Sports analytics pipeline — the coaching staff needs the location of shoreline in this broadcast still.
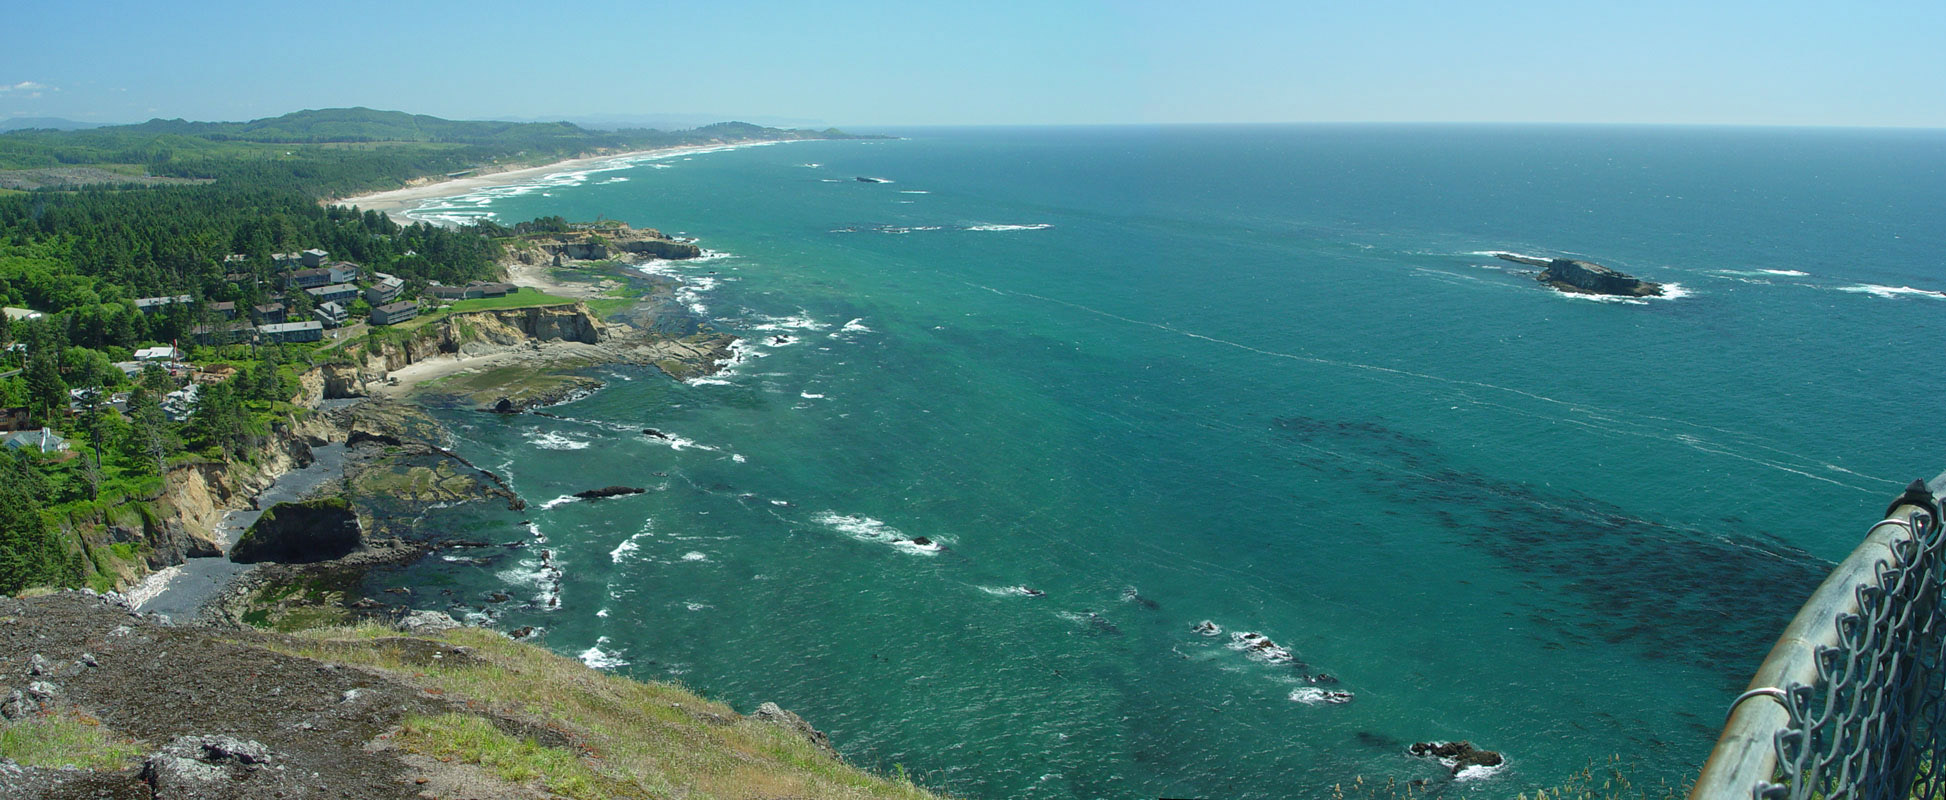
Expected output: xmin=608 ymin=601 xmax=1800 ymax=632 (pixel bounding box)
xmin=333 ymin=140 xmax=788 ymax=225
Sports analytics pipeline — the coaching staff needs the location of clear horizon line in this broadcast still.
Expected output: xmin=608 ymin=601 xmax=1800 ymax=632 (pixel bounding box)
xmin=838 ymin=119 xmax=1946 ymax=132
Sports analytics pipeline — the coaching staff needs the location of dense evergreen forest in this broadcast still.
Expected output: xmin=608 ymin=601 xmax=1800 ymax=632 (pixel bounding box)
xmin=0 ymin=107 xmax=849 ymax=592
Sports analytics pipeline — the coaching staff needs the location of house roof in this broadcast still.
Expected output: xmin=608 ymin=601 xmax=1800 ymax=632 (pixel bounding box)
xmin=2 ymin=428 xmax=66 ymax=451
xmin=133 ymin=295 xmax=193 ymax=308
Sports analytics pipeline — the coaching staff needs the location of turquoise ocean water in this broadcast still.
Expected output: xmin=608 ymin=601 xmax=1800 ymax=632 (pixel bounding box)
xmin=378 ymin=125 xmax=1946 ymax=798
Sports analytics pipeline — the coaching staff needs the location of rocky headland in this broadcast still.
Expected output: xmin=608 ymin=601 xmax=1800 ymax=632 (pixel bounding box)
xmin=1495 ymin=252 xmax=1665 ymax=297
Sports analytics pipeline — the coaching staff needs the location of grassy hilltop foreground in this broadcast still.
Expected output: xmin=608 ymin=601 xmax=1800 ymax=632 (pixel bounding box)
xmin=3 ymin=591 xmax=944 ymax=799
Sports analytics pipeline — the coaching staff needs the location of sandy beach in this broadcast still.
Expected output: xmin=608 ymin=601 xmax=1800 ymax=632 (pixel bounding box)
xmin=333 ymin=142 xmax=778 ymax=224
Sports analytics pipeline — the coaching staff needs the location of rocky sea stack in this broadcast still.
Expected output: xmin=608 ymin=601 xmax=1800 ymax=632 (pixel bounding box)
xmin=1495 ymin=253 xmax=1664 ymax=297
xmin=229 ymin=498 xmax=363 ymax=564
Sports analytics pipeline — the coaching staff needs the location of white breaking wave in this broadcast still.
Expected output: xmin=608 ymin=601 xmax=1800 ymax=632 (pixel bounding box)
xmin=963 ymin=223 xmax=1052 ymax=232
xmin=813 ymin=512 xmax=902 ymax=543
xmin=1229 ymin=631 xmax=1296 ymax=663
xmin=610 ymin=526 xmax=653 ymax=562
xmin=746 ymin=312 xmax=828 ymax=331
xmin=1468 ymin=250 xmax=1548 ymax=261
xmin=400 ymin=142 xmax=795 ymax=226
xmin=811 ymin=512 xmax=947 ymax=554
xmin=579 ymin=636 xmax=628 ymax=669
xmin=978 ymin=585 xmax=1045 ymax=598
xmin=1838 ymin=283 xmax=1945 ymax=300
xmin=681 ymin=551 xmax=709 ymax=562
xmin=524 ymin=431 xmax=591 ymax=451
xmin=841 ymin=318 xmax=872 ymax=333
xmin=1455 ymin=761 xmax=1508 ymax=782
xmin=538 ymin=494 xmax=578 ymax=510
xmin=1548 ymin=281 xmax=1690 ymax=305
xmin=800 ymin=391 xmax=825 ymax=399
xmin=1288 ymin=687 xmax=1355 ymax=705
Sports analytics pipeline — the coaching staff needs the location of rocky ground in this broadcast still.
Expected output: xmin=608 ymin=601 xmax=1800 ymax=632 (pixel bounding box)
xmin=0 ymin=592 xmax=456 ymax=799
xmin=0 ymin=592 xmax=936 ymax=800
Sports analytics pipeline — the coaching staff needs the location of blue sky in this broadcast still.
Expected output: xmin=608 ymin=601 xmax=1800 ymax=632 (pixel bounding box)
xmin=1 ymin=0 xmax=1940 ymax=127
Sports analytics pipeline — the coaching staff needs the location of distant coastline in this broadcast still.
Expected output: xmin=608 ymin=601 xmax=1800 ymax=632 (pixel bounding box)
xmin=334 ymin=139 xmax=816 ymax=225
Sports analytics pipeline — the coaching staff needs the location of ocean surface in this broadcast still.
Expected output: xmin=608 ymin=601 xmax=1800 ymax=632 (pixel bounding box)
xmin=376 ymin=125 xmax=1946 ymax=799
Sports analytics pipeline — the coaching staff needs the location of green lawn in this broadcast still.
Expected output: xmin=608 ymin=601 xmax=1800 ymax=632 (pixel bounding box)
xmin=444 ymin=291 xmax=580 ymax=313
xmin=384 ymin=291 xmax=582 ymax=332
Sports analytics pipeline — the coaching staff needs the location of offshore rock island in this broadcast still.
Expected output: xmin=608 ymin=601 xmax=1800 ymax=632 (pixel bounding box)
xmin=1495 ymin=252 xmax=1667 ymax=297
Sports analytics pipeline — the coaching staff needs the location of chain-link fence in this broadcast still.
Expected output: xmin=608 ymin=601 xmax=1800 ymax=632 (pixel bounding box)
xmin=1692 ymin=475 xmax=1946 ymax=799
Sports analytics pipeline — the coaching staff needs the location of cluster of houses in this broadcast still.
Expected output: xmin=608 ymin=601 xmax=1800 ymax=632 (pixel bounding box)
xmin=0 ymin=346 xmax=224 ymax=457
xmin=0 ymin=250 xmax=540 ymax=456
xmin=122 ymin=249 xmax=528 ymax=347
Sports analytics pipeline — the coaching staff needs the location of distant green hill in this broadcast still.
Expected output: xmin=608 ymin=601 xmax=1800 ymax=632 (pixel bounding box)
xmin=120 ymin=107 xmax=593 ymax=145
xmin=0 ymin=117 xmax=112 ymax=133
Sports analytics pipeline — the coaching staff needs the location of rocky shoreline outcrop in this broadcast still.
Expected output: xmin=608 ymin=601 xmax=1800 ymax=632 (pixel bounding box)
xmin=506 ymin=223 xmax=702 ymax=265
xmin=1495 ymin=252 xmax=1665 ymax=297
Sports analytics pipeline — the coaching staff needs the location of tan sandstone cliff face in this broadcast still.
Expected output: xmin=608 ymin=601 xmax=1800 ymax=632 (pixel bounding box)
xmin=156 ymin=422 xmax=320 ymax=557
xmin=364 ymin=305 xmax=604 ymax=373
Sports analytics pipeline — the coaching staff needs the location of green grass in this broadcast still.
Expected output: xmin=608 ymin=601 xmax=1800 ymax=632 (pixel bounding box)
xmin=381 ymin=291 xmax=581 ymax=333
xmin=0 ymin=709 xmax=146 ymax=770
xmin=445 ymin=292 xmax=579 ymax=313
xmin=258 ymin=624 xmax=948 ymax=800
xmin=397 ymin=713 xmax=605 ymax=798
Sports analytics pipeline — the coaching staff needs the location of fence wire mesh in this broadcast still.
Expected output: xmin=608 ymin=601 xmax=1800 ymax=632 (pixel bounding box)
xmin=1759 ymin=507 xmax=1944 ymax=800
xmin=1694 ymin=486 xmax=1946 ymax=800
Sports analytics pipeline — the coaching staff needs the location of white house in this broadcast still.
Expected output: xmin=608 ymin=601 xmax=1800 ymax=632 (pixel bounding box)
xmin=1 ymin=427 xmax=69 ymax=454
xmin=134 ymin=346 xmax=181 ymax=362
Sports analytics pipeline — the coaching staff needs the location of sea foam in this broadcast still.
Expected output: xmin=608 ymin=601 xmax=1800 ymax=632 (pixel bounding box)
xmin=963 ymin=223 xmax=1052 ymax=232
xmin=524 ymin=431 xmax=591 ymax=450
xmin=579 ymin=636 xmax=629 ymax=669
xmin=1838 ymin=284 xmax=1945 ymax=300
